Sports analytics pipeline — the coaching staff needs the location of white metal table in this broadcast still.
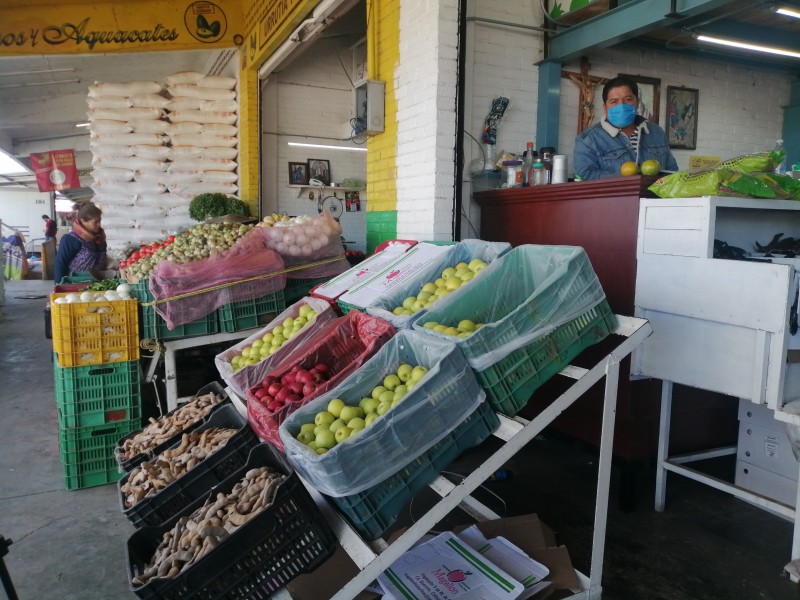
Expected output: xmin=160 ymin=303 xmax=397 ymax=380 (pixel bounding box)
xmin=269 ymin=315 xmax=651 ymax=599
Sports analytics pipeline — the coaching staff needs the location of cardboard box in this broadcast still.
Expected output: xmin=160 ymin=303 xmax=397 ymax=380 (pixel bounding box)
xmin=286 ymin=514 xmax=579 ymax=600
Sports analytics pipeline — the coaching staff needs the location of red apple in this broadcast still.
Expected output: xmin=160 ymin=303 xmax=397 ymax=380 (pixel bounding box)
xmin=268 ymin=383 xmax=282 ymax=397
xmin=263 ymin=375 xmax=278 ymax=387
xmin=295 ymin=369 xmax=312 ymax=385
xmin=313 ymin=363 xmax=330 ymax=375
xmin=254 ymin=388 xmax=269 ymax=400
xmin=275 ymin=387 xmax=292 ymax=403
xmin=267 ymin=399 xmax=284 ymax=412
xmin=290 ymin=381 xmax=304 ymax=395
xmin=285 ymin=393 xmax=301 ymax=404
xmin=302 ymin=382 xmax=317 ymax=396
xmin=259 ymin=394 xmax=274 ymax=405
xmin=281 ymin=372 xmax=296 ymax=386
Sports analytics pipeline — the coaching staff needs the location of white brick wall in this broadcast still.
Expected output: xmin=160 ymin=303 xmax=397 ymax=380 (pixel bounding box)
xmin=395 ymin=0 xmax=460 ymax=242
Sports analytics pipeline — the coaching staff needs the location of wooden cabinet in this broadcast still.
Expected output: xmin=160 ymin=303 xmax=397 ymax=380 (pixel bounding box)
xmin=474 ymin=178 xmax=738 ymax=483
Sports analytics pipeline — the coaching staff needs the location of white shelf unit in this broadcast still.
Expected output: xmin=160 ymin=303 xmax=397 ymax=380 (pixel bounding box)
xmin=263 ymin=315 xmax=652 ymax=600
xmin=632 ymin=195 xmax=800 ymax=577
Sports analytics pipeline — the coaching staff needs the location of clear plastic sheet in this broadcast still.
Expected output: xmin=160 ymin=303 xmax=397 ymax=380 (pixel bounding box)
xmin=279 ymin=330 xmax=487 ymax=497
xmin=412 ymin=245 xmax=607 ymax=371
xmin=148 ymin=229 xmax=286 ymax=329
xmin=248 ymin=311 xmax=396 ymax=451
xmin=215 ymin=296 xmax=337 ymax=399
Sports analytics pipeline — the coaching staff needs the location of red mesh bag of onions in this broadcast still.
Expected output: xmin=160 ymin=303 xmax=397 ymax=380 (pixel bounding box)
xmin=149 ymin=228 xmax=287 ymax=329
xmin=259 ymin=211 xmax=350 ymax=280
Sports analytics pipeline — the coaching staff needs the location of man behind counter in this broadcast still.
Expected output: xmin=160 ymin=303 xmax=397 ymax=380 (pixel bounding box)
xmin=574 ymin=76 xmax=679 ymax=181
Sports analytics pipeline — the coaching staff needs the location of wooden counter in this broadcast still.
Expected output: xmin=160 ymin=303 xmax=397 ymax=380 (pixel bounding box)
xmin=474 ymin=176 xmax=738 ymax=506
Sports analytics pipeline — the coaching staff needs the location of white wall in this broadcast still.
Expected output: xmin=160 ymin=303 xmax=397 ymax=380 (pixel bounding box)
xmin=263 ymin=36 xmax=368 ymax=252
xmin=0 ymin=189 xmax=52 ymax=244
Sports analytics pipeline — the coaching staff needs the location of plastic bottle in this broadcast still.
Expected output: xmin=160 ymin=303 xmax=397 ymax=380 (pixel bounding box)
xmin=540 ymin=146 xmax=556 ymax=184
xmin=522 ymin=142 xmax=534 ymax=186
xmin=775 ymin=139 xmax=787 ymax=174
xmin=530 ymin=161 xmax=548 ymax=186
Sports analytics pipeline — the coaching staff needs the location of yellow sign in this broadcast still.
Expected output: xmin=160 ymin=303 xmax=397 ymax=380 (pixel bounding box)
xmin=0 ymin=0 xmax=243 ymax=55
xmin=240 ymin=0 xmax=316 ymax=69
xmin=689 ymin=156 xmax=721 ymax=170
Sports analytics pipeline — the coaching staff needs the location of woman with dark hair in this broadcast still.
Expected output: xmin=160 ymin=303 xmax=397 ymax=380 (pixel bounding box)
xmin=54 ymin=201 xmax=108 ymax=283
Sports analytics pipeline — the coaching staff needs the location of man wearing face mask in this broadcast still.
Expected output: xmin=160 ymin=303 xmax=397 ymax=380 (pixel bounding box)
xmin=574 ymin=76 xmax=679 ymax=181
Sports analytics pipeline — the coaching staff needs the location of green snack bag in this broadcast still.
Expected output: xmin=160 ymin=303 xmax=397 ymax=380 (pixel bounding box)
xmin=719 ymin=172 xmax=779 ymax=199
xmin=717 ymin=151 xmax=781 ymax=173
xmin=648 ymin=168 xmax=732 ymax=198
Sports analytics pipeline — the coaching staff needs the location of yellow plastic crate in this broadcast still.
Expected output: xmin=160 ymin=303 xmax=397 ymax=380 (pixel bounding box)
xmin=51 ymin=292 xmax=140 ymax=367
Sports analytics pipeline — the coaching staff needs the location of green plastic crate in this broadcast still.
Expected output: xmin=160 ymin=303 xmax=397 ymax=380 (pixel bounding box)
xmin=284 ymin=277 xmax=330 ymax=305
xmin=62 ymin=455 xmax=124 ymax=490
xmin=54 ymin=359 xmax=142 ymax=428
xmin=218 ymin=288 xmax=286 ymax=332
xmin=335 ymin=300 xmax=365 ymax=315
xmin=58 ymin=419 xmax=140 ymax=466
xmin=130 ymin=281 xmax=219 ymax=340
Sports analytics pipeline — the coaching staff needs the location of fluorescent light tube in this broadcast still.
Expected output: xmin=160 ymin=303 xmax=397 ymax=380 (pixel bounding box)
xmin=696 ymin=34 xmax=800 ymax=59
xmin=287 ymin=142 xmax=367 ymax=152
xmin=777 ymin=7 xmax=800 ymax=19
xmin=0 ymin=149 xmax=30 ymax=175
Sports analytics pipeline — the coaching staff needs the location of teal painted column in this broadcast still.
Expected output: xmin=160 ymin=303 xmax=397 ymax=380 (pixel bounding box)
xmin=784 ymin=79 xmax=800 ymax=170
xmin=536 ymin=59 xmax=562 ymax=151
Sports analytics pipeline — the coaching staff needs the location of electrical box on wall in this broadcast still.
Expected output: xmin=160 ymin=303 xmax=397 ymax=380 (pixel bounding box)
xmin=354 ymin=79 xmax=385 ymax=136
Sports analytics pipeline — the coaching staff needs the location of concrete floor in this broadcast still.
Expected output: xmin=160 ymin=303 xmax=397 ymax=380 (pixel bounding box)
xmin=2 ymin=278 xmax=800 ymax=599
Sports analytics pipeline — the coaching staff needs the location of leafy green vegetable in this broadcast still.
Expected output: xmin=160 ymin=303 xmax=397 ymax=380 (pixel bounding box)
xmin=189 ymin=193 xmax=250 ymax=222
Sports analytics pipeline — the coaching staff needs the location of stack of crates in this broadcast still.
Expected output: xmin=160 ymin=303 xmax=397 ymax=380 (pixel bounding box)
xmin=50 ymin=291 xmax=143 ymax=490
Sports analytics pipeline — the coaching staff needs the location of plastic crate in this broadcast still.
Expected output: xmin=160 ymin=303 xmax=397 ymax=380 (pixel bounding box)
xmin=327 ymin=401 xmax=499 ymax=540
xmin=126 ymin=444 xmax=337 ymax=599
xmin=247 ymin=311 xmax=396 ymax=450
xmin=63 ymin=455 xmax=125 ymax=491
xmin=217 ymin=288 xmax=286 ymax=333
xmin=115 ymin=382 xmax=229 ymax=472
xmin=335 ymin=299 xmax=365 ymax=315
xmin=473 ymin=300 xmax=617 ymax=416
xmin=130 ymin=281 xmax=219 ymax=341
xmin=50 ymin=292 xmax=140 ymax=367
xmin=284 ymin=277 xmax=330 ymax=305
xmin=59 ymin=272 xmax=95 ymax=284
xmin=120 ymin=404 xmax=260 ymax=528
xmin=59 ymin=418 xmax=141 ymax=467
xmin=413 ymin=245 xmax=616 ymax=416
xmin=54 ymin=359 xmax=142 ymax=428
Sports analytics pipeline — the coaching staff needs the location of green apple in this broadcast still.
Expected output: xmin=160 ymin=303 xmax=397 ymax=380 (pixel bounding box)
xmin=417 ymin=290 xmax=433 ymax=302
xmin=245 ymin=357 xmax=259 ymax=366
xmin=298 ymin=304 xmax=314 ymax=318
xmin=314 ymin=424 xmax=328 ymax=436
xmin=307 ymin=440 xmax=319 ymax=451
xmin=458 ymin=331 xmax=472 ymax=338
xmin=459 ymin=271 xmax=474 ymax=282
xmin=347 ymin=417 xmax=366 ymax=432
xmin=376 ymin=402 xmax=392 ymax=416
xmin=469 ymin=258 xmax=487 ymax=273
xmin=435 ymin=277 xmax=446 ymax=288
xmin=327 ymin=398 xmax=345 ymax=418
xmin=402 ymin=296 xmax=417 ymax=310
xmin=411 ymin=365 xmax=429 ymax=383
xmin=365 ymin=412 xmax=380 ymax=426
xmin=411 ymin=300 xmax=426 ymax=312
xmin=371 ymin=386 xmax=387 ymax=400
xmin=297 ymin=431 xmax=315 ymax=445
xmin=334 ymin=426 xmax=353 ymax=443
xmin=272 ymin=326 xmax=284 ymax=337
xmin=433 ymin=324 xmax=448 ymax=333
xmin=383 ymin=374 xmax=401 ymax=390
xmin=392 ymin=306 xmax=406 ymax=316
xmin=300 ymin=423 xmax=317 ymax=436
xmin=283 ymin=317 xmax=295 ymax=329
xmin=315 ymin=429 xmax=336 ymax=449
xmin=315 ymin=411 xmax=335 ymax=427
xmin=443 ymin=327 xmax=460 ymax=337
xmin=441 ymin=267 xmax=457 ymax=279
xmin=393 ymin=385 xmax=408 ymax=400
xmin=315 ymin=447 xmax=328 ymax=455
xmin=329 ymin=418 xmax=346 ymax=433
xmin=421 ymin=282 xmax=437 ymax=294
xmin=378 ymin=390 xmax=394 ymax=404
xmin=422 ymin=321 xmax=439 ymax=330
xmin=271 ymin=333 xmax=286 ymax=346
xmin=261 ymin=332 xmax=274 ymax=345
xmin=339 ymin=405 xmax=363 ymax=422
xmin=397 ymin=363 xmax=413 ymax=382
xmin=360 ymin=397 xmax=379 ymax=415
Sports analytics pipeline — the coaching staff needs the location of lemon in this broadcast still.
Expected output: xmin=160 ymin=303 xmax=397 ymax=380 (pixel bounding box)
xmin=641 ymin=159 xmax=660 ymax=176
xmin=620 ymin=161 xmax=639 ymax=176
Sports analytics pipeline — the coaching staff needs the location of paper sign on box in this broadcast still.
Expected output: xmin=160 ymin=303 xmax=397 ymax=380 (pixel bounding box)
xmin=312 ymin=243 xmax=414 ymax=300
xmin=378 ymin=531 xmax=524 ymax=600
xmin=337 ymin=242 xmax=451 ymax=309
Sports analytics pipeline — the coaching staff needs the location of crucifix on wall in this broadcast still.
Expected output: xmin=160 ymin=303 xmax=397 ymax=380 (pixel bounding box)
xmin=561 ymin=56 xmax=608 ymax=134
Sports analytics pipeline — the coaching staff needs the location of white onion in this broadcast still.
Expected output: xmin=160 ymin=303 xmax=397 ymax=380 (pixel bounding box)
xmin=105 ymin=291 xmax=121 ymax=301
xmin=274 ymin=242 xmax=287 ymax=255
xmin=79 ymin=291 xmax=94 ymax=302
xmin=310 ymin=238 xmax=323 ymax=251
xmin=283 ymin=231 xmax=296 ymax=245
xmin=286 ymin=244 xmax=300 ymax=256
xmin=65 ymin=293 xmax=81 ymax=304
xmin=294 ymin=232 xmax=308 ymax=246
xmin=300 ymin=244 xmax=313 ymax=256
xmin=116 ymin=283 xmax=131 ymax=295
xmin=53 ymin=297 xmax=68 ymax=304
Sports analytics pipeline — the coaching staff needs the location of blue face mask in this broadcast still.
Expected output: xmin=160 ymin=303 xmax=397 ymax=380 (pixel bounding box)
xmin=607 ymin=103 xmax=637 ymax=128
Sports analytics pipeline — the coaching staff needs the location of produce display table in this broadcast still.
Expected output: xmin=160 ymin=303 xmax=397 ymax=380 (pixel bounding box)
xmin=266 ymin=314 xmax=651 ymax=599
xmin=145 ymin=329 xmax=259 ymax=412
xmin=632 ymin=195 xmax=800 ymax=579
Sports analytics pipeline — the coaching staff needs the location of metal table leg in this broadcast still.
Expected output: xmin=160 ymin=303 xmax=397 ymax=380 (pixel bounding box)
xmin=655 ymin=379 xmax=673 ymax=512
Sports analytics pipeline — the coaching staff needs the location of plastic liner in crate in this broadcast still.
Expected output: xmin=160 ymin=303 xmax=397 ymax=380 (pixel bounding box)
xmin=119 ymin=404 xmax=260 ymax=528
xmin=413 ymin=245 xmax=617 ymax=416
xmin=215 ymin=297 xmax=336 ymax=400
xmin=50 ymin=292 xmax=140 ymax=367
xmin=54 ymin=359 xmax=142 ymax=428
xmin=284 ymin=276 xmax=330 ymax=305
xmin=366 ymin=239 xmax=511 ymax=330
xmin=59 ymin=419 xmax=141 ymax=465
xmin=115 ymin=382 xmax=230 ymax=472
xmin=280 ymin=330 xmax=495 ymax=523
xmin=328 ymin=401 xmax=498 ymax=539
xmin=126 ymin=444 xmax=337 ymax=600
xmin=217 ymin=286 xmax=286 ymax=333
xmin=247 ymin=311 xmax=396 ymax=451
xmin=131 ymin=281 xmax=219 ymax=341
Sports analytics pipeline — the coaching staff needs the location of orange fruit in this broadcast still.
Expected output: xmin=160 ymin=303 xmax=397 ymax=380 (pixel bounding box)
xmin=620 ymin=161 xmax=639 ymax=176
xmin=641 ymin=159 xmax=661 ymax=176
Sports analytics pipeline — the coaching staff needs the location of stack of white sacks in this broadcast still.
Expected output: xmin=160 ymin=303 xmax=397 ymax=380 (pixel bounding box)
xmin=88 ymin=72 xmax=239 ymax=260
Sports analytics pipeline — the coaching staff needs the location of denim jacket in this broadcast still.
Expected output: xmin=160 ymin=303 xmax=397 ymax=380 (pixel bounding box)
xmin=574 ymin=116 xmax=679 ymax=180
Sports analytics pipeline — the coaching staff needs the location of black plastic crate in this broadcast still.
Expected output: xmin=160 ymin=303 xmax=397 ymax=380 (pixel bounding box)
xmin=119 ymin=404 xmax=259 ymax=528
xmin=115 ymin=383 xmax=229 ymax=472
xmin=127 ymin=444 xmax=336 ymax=599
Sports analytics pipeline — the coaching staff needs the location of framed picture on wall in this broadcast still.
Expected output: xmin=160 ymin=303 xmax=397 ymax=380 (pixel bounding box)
xmin=288 ymin=162 xmax=308 ymax=185
xmin=666 ymin=86 xmax=699 ymax=150
xmin=620 ymin=73 xmax=661 ymax=125
xmin=307 ymin=159 xmax=331 ymax=186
